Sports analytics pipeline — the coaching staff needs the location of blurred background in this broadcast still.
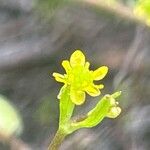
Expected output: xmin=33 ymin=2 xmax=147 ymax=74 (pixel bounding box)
xmin=0 ymin=0 xmax=150 ymax=150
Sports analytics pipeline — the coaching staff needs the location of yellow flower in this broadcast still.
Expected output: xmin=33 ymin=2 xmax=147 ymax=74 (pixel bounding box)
xmin=53 ymin=50 xmax=108 ymax=105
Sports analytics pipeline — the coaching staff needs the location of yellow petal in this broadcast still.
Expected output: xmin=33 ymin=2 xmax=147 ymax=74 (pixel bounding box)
xmin=70 ymin=88 xmax=85 ymax=105
xmin=85 ymin=62 xmax=90 ymax=69
xmin=70 ymin=50 xmax=85 ymax=67
xmin=93 ymin=66 xmax=108 ymax=80
xmin=62 ymin=60 xmax=71 ymax=74
xmin=53 ymin=73 xmax=66 ymax=83
xmin=85 ymin=85 xmax=100 ymax=97
xmin=106 ymin=107 xmax=121 ymax=118
xmin=94 ymin=84 xmax=104 ymax=89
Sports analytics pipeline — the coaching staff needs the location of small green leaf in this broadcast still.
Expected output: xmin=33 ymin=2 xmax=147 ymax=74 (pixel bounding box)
xmin=59 ymin=85 xmax=75 ymax=126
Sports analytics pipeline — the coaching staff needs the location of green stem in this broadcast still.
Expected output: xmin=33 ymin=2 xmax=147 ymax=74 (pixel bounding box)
xmin=48 ymin=129 xmax=66 ymax=150
xmin=48 ymin=86 xmax=74 ymax=150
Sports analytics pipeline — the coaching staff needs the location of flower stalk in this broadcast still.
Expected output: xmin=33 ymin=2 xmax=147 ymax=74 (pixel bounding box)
xmin=48 ymin=129 xmax=66 ymax=150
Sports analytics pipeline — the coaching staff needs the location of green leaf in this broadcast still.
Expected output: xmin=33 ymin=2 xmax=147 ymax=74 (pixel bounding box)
xmin=59 ymin=85 xmax=75 ymax=126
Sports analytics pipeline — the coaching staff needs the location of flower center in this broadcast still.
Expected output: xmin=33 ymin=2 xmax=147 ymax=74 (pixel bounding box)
xmin=66 ymin=66 xmax=93 ymax=89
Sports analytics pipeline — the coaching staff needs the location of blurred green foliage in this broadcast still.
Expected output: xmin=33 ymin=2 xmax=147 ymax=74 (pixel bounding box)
xmin=36 ymin=0 xmax=71 ymax=20
xmin=134 ymin=0 xmax=150 ymax=25
xmin=0 ymin=96 xmax=22 ymax=140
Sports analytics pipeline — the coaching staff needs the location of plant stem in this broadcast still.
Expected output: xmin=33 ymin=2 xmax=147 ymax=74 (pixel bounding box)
xmin=48 ymin=129 xmax=66 ymax=150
